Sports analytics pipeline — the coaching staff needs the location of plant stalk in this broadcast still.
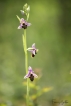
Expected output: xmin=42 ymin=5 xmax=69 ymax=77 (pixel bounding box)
xmin=23 ymin=29 xmax=29 ymax=106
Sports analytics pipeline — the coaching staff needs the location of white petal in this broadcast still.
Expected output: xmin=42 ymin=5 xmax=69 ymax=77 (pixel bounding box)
xmin=28 ymin=66 xmax=32 ymax=71
xmin=18 ymin=25 xmax=22 ymax=29
xmin=27 ymin=23 xmax=31 ymax=26
xmin=32 ymin=50 xmax=35 ymax=55
xmin=33 ymin=73 xmax=38 ymax=78
xmin=32 ymin=43 xmax=35 ymax=48
xmin=24 ymin=75 xmax=28 ymax=79
xmin=27 ymin=47 xmax=33 ymax=51
xmin=24 ymin=73 xmax=30 ymax=79
xmin=20 ymin=18 xmax=25 ymax=23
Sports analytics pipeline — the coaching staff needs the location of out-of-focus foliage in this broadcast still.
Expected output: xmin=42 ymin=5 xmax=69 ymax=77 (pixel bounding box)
xmin=0 ymin=0 xmax=71 ymax=106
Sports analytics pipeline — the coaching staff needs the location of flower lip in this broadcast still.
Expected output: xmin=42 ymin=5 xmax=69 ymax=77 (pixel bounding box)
xmin=32 ymin=43 xmax=35 ymax=49
xmin=32 ymin=53 xmax=35 ymax=57
xmin=22 ymin=23 xmax=27 ymax=29
xmin=18 ymin=18 xmax=31 ymax=29
xmin=29 ymin=74 xmax=34 ymax=81
xmin=24 ymin=66 xmax=38 ymax=81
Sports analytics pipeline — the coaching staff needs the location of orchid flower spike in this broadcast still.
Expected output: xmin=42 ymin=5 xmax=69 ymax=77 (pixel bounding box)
xmin=18 ymin=18 xmax=31 ymax=29
xmin=27 ymin=43 xmax=38 ymax=57
xmin=24 ymin=66 xmax=38 ymax=81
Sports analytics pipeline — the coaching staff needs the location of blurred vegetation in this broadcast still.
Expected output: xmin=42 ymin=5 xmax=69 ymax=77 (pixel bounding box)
xmin=0 ymin=0 xmax=71 ymax=106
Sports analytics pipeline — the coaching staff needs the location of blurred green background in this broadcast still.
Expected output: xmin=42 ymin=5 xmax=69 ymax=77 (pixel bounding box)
xmin=0 ymin=0 xmax=71 ymax=106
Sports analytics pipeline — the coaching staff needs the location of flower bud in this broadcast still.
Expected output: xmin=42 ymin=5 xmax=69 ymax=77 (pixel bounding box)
xmin=26 ymin=6 xmax=30 ymax=12
xmin=20 ymin=10 xmax=24 ymax=15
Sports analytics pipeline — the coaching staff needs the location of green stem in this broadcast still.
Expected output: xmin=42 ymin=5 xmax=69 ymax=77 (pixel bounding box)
xmin=23 ymin=29 xmax=29 ymax=106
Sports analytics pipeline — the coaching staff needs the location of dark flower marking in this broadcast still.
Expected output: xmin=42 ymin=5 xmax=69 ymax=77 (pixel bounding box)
xmin=18 ymin=18 xmax=31 ymax=29
xmin=29 ymin=74 xmax=34 ymax=81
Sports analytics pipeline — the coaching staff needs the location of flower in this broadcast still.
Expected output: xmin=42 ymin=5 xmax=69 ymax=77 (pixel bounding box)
xmin=24 ymin=66 xmax=38 ymax=81
xmin=27 ymin=43 xmax=38 ymax=57
xmin=18 ymin=18 xmax=31 ymax=29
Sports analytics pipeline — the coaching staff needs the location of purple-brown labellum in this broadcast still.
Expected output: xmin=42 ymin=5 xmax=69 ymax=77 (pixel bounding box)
xmin=22 ymin=23 xmax=27 ymax=29
xmin=29 ymin=74 xmax=34 ymax=81
xmin=31 ymin=50 xmax=37 ymax=57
